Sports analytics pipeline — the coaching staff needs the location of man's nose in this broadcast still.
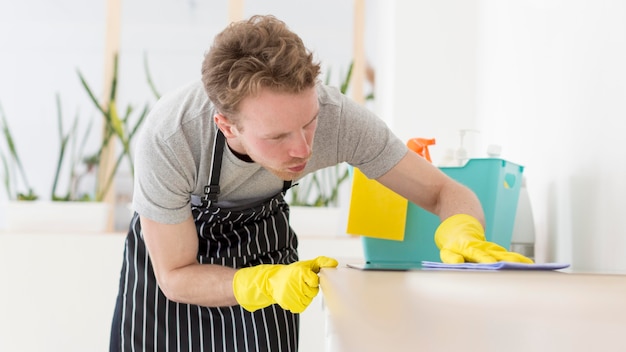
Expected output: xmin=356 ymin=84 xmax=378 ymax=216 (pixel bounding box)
xmin=289 ymin=131 xmax=312 ymax=158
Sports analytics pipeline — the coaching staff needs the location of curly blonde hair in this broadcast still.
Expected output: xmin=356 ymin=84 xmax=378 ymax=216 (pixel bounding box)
xmin=201 ymin=15 xmax=321 ymax=118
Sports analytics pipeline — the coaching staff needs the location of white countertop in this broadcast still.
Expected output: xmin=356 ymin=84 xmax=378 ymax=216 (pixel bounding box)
xmin=320 ymin=265 xmax=626 ymax=352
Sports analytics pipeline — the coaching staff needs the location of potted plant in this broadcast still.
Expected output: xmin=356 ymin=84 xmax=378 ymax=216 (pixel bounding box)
xmin=0 ymin=96 xmax=110 ymax=232
xmin=0 ymin=54 xmax=155 ymax=233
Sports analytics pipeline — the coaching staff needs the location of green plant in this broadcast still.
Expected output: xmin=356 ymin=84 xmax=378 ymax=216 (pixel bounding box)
xmin=1 ymin=95 xmax=98 ymax=202
xmin=77 ymin=53 xmax=150 ymax=201
xmin=0 ymin=101 xmax=38 ymax=200
xmin=50 ymin=93 xmax=96 ymax=201
xmin=1 ymin=53 xmax=156 ymax=203
xmin=1 ymin=94 xmax=104 ymax=202
xmin=288 ymin=62 xmax=367 ymax=207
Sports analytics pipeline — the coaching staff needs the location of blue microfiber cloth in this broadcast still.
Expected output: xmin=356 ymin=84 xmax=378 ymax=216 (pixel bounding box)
xmin=421 ymin=261 xmax=570 ymax=271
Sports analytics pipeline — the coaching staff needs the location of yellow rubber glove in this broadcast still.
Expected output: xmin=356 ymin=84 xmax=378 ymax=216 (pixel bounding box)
xmin=434 ymin=214 xmax=534 ymax=264
xmin=232 ymin=256 xmax=338 ymax=313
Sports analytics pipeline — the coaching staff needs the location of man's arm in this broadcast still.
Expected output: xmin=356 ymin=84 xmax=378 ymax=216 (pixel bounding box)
xmin=140 ymin=214 xmax=339 ymax=311
xmin=377 ymin=150 xmax=532 ymax=264
xmin=376 ymin=150 xmax=485 ymax=225
xmin=140 ymin=215 xmax=238 ymax=307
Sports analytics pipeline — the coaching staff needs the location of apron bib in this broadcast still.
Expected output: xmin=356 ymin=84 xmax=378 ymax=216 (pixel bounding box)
xmin=111 ymin=130 xmax=300 ymax=352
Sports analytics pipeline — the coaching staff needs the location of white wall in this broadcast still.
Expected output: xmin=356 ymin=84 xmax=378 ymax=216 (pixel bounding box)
xmin=374 ymin=0 xmax=479 ymax=160
xmin=478 ymin=0 xmax=626 ymax=272
xmin=377 ymin=0 xmax=626 ymax=272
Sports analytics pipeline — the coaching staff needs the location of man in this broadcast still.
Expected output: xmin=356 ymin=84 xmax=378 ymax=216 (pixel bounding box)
xmin=110 ymin=14 xmax=531 ymax=351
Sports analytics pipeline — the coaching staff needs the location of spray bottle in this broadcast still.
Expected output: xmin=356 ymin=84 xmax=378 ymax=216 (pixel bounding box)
xmin=510 ymin=175 xmax=536 ymax=260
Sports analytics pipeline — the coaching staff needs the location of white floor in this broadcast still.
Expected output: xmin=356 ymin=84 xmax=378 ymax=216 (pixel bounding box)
xmin=0 ymin=232 xmax=362 ymax=352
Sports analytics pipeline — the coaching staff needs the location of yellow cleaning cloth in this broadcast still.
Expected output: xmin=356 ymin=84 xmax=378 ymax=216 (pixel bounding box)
xmin=346 ymin=168 xmax=408 ymax=241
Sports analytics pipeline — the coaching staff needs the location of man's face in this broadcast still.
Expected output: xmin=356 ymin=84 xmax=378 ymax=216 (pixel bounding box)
xmin=219 ymin=86 xmax=319 ymax=181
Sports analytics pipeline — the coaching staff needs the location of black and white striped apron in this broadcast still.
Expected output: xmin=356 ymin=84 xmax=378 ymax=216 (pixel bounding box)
xmin=110 ymin=130 xmax=300 ymax=351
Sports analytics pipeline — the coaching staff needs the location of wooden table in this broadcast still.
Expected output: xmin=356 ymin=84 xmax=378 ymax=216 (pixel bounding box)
xmin=319 ymin=265 xmax=626 ymax=352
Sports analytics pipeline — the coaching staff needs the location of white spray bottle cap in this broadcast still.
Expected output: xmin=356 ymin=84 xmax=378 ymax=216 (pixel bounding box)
xmin=486 ymin=144 xmax=502 ymax=158
xmin=455 ymin=129 xmax=479 ymax=166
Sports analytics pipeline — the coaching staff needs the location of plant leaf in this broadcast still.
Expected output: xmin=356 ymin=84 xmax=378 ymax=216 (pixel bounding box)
xmin=108 ymin=100 xmax=126 ymax=141
xmin=144 ymin=52 xmax=161 ymax=99
xmin=77 ymin=70 xmax=108 ymax=117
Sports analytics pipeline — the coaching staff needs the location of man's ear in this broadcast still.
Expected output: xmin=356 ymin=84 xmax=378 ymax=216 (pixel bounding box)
xmin=214 ymin=113 xmax=239 ymax=138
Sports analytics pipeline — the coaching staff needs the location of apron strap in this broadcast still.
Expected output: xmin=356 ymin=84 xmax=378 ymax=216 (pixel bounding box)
xmin=204 ymin=129 xmax=225 ymax=204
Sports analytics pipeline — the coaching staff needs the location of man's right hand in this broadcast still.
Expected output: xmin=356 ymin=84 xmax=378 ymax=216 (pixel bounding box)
xmin=232 ymin=256 xmax=338 ymax=313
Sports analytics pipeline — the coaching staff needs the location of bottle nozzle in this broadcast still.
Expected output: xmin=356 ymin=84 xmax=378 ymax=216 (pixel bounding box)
xmin=456 ymin=129 xmax=480 ymax=166
xmin=407 ymin=137 xmax=436 ymax=163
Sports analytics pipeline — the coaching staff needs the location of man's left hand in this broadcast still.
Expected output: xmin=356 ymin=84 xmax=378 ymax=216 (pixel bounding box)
xmin=434 ymin=214 xmax=534 ymax=264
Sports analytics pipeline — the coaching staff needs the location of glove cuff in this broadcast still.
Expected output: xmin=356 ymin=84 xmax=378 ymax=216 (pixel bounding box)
xmin=434 ymin=214 xmax=485 ymax=248
xmin=232 ymin=266 xmax=275 ymax=312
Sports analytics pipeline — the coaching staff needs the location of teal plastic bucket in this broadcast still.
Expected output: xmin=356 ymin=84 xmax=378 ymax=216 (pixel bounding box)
xmin=362 ymin=158 xmax=524 ymax=264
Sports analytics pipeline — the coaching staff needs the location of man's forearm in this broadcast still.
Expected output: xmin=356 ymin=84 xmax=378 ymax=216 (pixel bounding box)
xmin=436 ymin=181 xmax=486 ymax=227
xmin=157 ymin=263 xmax=238 ymax=307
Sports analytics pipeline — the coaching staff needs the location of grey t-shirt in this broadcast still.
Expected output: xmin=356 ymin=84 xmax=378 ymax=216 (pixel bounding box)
xmin=133 ymin=81 xmax=408 ymax=224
